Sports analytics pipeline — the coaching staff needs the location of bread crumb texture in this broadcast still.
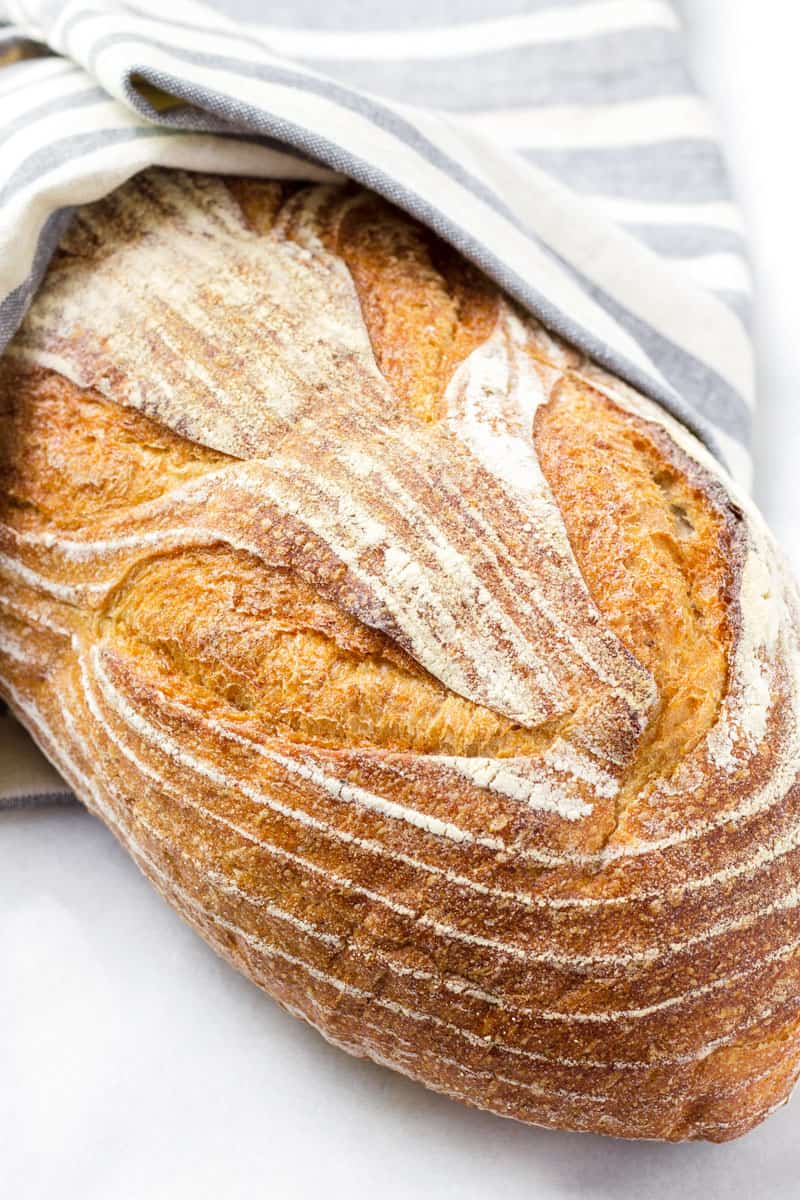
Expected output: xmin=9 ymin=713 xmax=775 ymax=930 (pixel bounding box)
xmin=2 ymin=170 xmax=799 ymax=1142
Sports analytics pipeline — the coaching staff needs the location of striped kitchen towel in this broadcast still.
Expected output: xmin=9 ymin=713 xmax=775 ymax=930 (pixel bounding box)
xmin=0 ymin=0 xmax=752 ymax=809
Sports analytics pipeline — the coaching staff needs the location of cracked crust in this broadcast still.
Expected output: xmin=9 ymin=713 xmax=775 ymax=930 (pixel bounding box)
xmin=1 ymin=169 xmax=799 ymax=1142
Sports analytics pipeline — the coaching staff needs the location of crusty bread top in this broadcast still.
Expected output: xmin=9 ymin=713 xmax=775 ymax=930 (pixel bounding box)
xmin=1 ymin=170 xmax=797 ymax=876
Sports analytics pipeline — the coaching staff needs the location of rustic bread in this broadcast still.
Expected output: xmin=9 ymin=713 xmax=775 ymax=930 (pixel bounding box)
xmin=2 ymin=169 xmax=799 ymax=1142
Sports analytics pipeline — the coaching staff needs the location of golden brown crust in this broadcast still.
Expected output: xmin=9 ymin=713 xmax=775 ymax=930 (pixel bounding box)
xmin=535 ymin=380 xmax=734 ymax=807
xmin=1 ymin=169 xmax=799 ymax=1142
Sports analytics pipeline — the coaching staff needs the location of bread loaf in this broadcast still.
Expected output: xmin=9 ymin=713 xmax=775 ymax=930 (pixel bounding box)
xmin=2 ymin=169 xmax=799 ymax=1142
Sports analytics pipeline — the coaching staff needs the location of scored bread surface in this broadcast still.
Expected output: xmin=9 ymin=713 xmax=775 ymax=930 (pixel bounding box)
xmin=1 ymin=170 xmax=799 ymax=1142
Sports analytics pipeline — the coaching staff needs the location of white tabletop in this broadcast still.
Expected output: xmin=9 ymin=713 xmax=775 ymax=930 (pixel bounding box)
xmin=3 ymin=3 xmax=800 ymax=1196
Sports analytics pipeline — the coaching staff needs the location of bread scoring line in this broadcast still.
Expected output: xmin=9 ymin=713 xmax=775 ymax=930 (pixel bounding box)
xmin=54 ymin=663 xmax=800 ymax=1077
xmin=93 ymin=636 xmax=800 ymax=868
xmin=255 ymin=460 xmax=563 ymax=725
xmin=83 ymin=647 xmax=800 ymax=979
xmin=130 ymin=796 xmax=800 ymax=1033
xmin=6 ymin=514 xmax=799 ymax=865
xmin=4 ymin=596 xmax=800 ymax=916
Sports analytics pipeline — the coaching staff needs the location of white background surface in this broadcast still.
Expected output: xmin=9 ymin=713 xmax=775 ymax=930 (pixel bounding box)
xmin=3 ymin=3 xmax=800 ymax=1197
